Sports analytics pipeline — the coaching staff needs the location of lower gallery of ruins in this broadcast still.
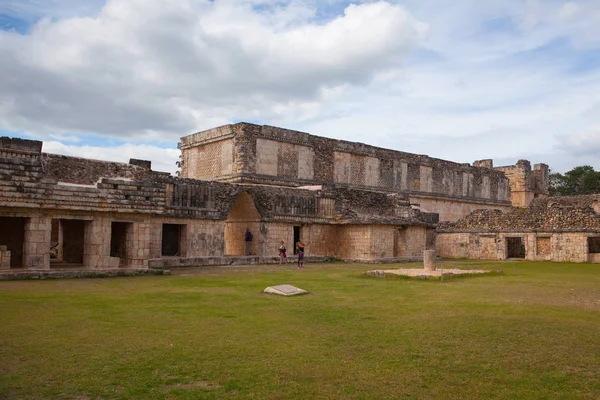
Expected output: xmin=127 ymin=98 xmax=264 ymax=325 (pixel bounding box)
xmin=2 ymin=122 xmax=600 ymax=270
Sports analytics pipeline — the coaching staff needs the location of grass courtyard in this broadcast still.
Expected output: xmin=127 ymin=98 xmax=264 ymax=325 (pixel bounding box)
xmin=1 ymin=260 xmax=599 ymax=399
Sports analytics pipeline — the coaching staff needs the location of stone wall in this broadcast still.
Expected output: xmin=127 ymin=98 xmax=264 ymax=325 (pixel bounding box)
xmin=335 ymin=224 xmax=427 ymax=260
xmin=179 ymin=123 xmax=513 ymax=211
xmin=409 ymin=195 xmax=512 ymax=222
xmin=256 ymin=138 xmax=314 ymax=179
xmin=436 ymin=231 xmax=597 ymax=263
xmin=304 ymin=224 xmax=338 ymax=257
xmin=437 ymin=195 xmax=600 ymax=262
xmin=1 ymin=135 xmax=437 ymax=268
xmin=183 ymin=138 xmax=233 ymax=179
xmin=41 ymin=153 xmax=168 ymax=185
xmin=439 ymin=195 xmax=600 ymax=232
xmin=337 ymin=225 xmax=373 ymax=259
xmin=494 ymin=160 xmax=549 ymax=207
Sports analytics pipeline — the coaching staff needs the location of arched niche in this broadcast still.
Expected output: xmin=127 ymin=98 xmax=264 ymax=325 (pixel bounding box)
xmin=224 ymin=192 xmax=262 ymax=256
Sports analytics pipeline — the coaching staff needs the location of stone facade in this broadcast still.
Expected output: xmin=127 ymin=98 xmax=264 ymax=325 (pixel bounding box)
xmin=1 ymin=122 xmax=560 ymax=270
xmin=437 ymin=195 xmax=600 ymax=262
xmin=0 ymin=136 xmax=437 ymax=270
xmin=493 ymin=159 xmax=549 ymax=207
xmin=179 ymin=123 xmax=531 ymax=221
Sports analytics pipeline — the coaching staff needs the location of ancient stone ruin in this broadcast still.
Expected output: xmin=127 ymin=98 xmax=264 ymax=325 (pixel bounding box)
xmin=437 ymin=195 xmax=600 ymax=263
xmin=0 ymin=122 xmax=556 ymax=271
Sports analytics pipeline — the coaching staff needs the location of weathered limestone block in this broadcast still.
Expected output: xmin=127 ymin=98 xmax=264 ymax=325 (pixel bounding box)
xmin=83 ymin=218 xmax=111 ymax=268
xmin=423 ymin=250 xmax=436 ymax=271
xmin=24 ymin=216 xmax=51 ymax=270
xmin=0 ymin=246 xmax=10 ymax=269
xmin=108 ymin=256 xmax=120 ymax=268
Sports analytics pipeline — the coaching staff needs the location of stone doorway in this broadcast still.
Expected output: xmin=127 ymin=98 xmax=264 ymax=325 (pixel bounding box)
xmin=0 ymin=216 xmax=26 ymax=268
xmin=506 ymin=237 xmax=525 ymax=258
xmin=58 ymin=219 xmax=86 ymax=266
xmin=111 ymin=222 xmax=133 ymax=267
xmin=224 ymin=192 xmax=261 ymax=256
xmin=588 ymin=237 xmax=600 ymax=262
xmin=162 ymin=224 xmax=186 ymax=257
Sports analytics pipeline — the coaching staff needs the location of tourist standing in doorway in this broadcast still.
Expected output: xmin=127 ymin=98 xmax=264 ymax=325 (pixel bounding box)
xmin=296 ymin=239 xmax=310 ymax=269
xmin=245 ymin=228 xmax=253 ymax=255
xmin=278 ymin=241 xmax=287 ymax=264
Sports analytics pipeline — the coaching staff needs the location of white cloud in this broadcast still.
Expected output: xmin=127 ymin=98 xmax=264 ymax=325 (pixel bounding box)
xmin=557 ymin=2 xmax=580 ymax=20
xmin=2 ymin=0 xmax=600 ymax=175
xmin=555 ymin=125 xmax=600 ymax=156
xmin=0 ymin=0 xmax=425 ymax=141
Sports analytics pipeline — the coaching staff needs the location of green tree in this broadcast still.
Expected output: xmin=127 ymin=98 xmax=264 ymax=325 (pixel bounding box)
xmin=549 ymin=165 xmax=600 ymax=196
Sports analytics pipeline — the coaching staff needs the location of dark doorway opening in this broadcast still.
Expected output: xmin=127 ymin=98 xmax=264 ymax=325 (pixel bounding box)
xmin=61 ymin=220 xmax=85 ymax=264
xmin=162 ymin=224 xmax=185 ymax=256
xmin=0 ymin=217 xmax=26 ymax=268
xmin=588 ymin=237 xmax=600 ymax=253
xmin=111 ymin=222 xmax=132 ymax=266
xmin=293 ymin=226 xmax=301 ymax=255
xmin=506 ymin=237 xmax=525 ymax=258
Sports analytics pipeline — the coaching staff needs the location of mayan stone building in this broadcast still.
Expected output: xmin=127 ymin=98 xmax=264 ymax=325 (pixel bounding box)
xmin=0 ymin=123 xmax=551 ymax=270
xmin=179 ymin=123 xmax=548 ymax=221
xmin=437 ymin=195 xmax=600 ymax=263
xmin=0 ymin=135 xmax=439 ymax=270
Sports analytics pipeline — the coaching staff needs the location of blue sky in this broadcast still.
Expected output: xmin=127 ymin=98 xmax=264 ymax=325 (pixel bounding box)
xmin=1 ymin=0 xmax=599 ymax=174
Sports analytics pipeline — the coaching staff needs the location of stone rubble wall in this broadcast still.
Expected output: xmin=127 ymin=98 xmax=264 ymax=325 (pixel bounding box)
xmin=436 ymin=231 xmax=596 ymax=263
xmin=436 ymin=195 xmax=600 ymax=263
xmin=438 ymin=195 xmax=600 ymax=232
xmin=41 ymin=153 xmax=169 ymax=185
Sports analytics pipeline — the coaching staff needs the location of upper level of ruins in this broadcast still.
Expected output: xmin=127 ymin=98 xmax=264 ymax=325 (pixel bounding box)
xmin=179 ymin=123 xmax=547 ymax=208
xmin=0 ymin=136 xmax=436 ymax=227
xmin=492 ymin=160 xmax=549 ymax=207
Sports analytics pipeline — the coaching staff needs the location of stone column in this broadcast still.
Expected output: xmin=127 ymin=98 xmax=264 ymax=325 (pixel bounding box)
xmin=24 ymin=215 xmax=51 ymax=270
xmin=83 ymin=218 xmax=111 ymax=268
xmin=129 ymin=222 xmax=150 ymax=268
xmin=423 ymin=249 xmax=436 ymax=271
xmin=0 ymin=246 xmax=11 ymax=269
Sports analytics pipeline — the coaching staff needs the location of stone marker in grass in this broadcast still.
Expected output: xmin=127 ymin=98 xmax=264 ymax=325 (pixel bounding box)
xmin=264 ymin=284 xmax=308 ymax=296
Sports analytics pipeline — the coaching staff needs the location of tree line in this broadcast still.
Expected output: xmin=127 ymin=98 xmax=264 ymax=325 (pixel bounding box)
xmin=549 ymin=166 xmax=600 ymax=196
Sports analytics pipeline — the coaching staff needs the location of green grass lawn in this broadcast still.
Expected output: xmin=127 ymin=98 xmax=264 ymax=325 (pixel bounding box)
xmin=1 ymin=260 xmax=599 ymax=399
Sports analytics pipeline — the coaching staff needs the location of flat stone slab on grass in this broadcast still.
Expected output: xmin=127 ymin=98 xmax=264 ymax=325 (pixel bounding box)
xmin=366 ymin=268 xmax=499 ymax=278
xmin=264 ymin=284 xmax=308 ymax=296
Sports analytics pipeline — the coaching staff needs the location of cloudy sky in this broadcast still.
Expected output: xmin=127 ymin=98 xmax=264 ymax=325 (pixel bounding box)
xmin=1 ymin=0 xmax=599 ymax=174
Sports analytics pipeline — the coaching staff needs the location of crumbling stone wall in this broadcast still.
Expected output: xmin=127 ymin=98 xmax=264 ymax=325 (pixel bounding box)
xmin=494 ymin=160 xmax=549 ymax=207
xmin=439 ymin=195 xmax=600 ymax=231
xmin=437 ymin=195 xmax=600 ymax=262
xmin=41 ymin=153 xmax=168 ymax=185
